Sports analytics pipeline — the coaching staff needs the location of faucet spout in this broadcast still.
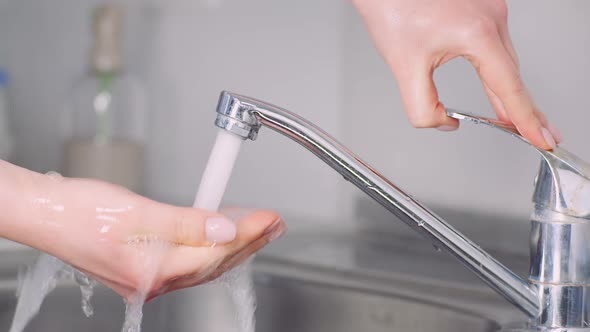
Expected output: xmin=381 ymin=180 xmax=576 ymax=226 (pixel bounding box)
xmin=214 ymin=91 xmax=540 ymax=318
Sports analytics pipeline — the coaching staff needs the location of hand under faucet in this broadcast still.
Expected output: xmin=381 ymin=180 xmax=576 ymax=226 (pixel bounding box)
xmin=0 ymin=160 xmax=285 ymax=300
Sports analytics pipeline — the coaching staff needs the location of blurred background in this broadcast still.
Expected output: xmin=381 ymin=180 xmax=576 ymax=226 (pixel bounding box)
xmin=1 ymin=0 xmax=589 ymax=256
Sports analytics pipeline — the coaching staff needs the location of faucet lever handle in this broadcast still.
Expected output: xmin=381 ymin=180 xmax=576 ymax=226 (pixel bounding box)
xmin=447 ymin=109 xmax=590 ymax=219
xmin=447 ymin=109 xmax=529 ymax=145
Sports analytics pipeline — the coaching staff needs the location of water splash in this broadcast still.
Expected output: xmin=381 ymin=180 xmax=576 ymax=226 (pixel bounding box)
xmin=10 ymin=128 xmax=255 ymax=332
xmin=9 ymin=254 xmax=98 ymax=332
xmin=121 ymin=297 xmax=145 ymax=332
xmin=119 ymin=237 xmax=170 ymax=332
xmin=10 ymin=254 xmax=67 ymax=332
xmin=10 ymin=237 xmax=171 ymax=332
xmin=217 ymin=258 xmax=257 ymax=332
xmin=74 ymin=269 xmax=97 ymax=317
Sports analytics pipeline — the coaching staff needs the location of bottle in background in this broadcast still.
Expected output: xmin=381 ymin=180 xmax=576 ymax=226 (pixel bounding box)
xmin=62 ymin=4 xmax=146 ymax=194
xmin=0 ymin=69 xmax=13 ymax=161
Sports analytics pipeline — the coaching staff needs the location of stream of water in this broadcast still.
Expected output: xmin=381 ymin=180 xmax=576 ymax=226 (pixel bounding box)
xmin=10 ymin=129 xmax=257 ymax=332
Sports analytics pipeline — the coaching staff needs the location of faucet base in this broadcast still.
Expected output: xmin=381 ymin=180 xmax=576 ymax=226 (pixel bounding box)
xmin=529 ymin=214 xmax=590 ymax=329
xmin=501 ymin=322 xmax=590 ymax=332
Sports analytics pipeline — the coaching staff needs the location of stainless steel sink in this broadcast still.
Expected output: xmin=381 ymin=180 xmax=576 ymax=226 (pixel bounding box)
xmin=0 ymin=229 xmax=528 ymax=332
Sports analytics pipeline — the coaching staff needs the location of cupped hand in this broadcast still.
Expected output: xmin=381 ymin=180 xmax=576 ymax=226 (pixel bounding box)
xmin=1 ymin=161 xmax=285 ymax=301
xmin=352 ymin=0 xmax=561 ymax=149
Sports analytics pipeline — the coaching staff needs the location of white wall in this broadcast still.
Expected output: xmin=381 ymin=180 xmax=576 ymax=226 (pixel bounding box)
xmin=143 ymin=0 xmax=346 ymax=225
xmin=2 ymin=1 xmax=590 ymax=245
xmin=0 ymin=0 xmax=348 ymax=227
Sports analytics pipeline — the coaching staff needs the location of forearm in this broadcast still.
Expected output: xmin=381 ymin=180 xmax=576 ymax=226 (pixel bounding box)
xmin=0 ymin=160 xmax=51 ymax=248
xmin=0 ymin=155 xmax=286 ymax=301
xmin=0 ymin=159 xmax=148 ymax=255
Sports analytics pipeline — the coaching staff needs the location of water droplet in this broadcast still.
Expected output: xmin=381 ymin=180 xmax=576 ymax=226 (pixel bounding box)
xmin=44 ymin=171 xmax=63 ymax=181
xmin=74 ymin=270 xmax=96 ymax=317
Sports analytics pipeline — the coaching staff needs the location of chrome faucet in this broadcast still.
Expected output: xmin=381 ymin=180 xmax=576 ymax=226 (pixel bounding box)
xmin=214 ymin=91 xmax=590 ymax=331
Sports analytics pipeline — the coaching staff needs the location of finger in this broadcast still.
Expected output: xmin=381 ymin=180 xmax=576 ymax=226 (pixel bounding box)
xmin=157 ymin=210 xmax=283 ymax=287
xmin=394 ymin=61 xmax=459 ymax=131
xmin=140 ymin=203 xmax=237 ymax=247
xmin=468 ymin=34 xmax=555 ymax=150
xmin=534 ymin=110 xmax=549 ymax=128
xmin=219 ymin=218 xmax=287 ymax=271
xmin=483 ymin=82 xmax=510 ymax=122
xmin=483 ymin=23 xmax=520 ymax=122
xmin=219 ymin=206 xmax=258 ymax=221
xmin=222 ymin=210 xmax=283 ymax=253
xmin=178 ymin=219 xmax=287 ymax=290
xmin=204 ymin=210 xmax=283 ymax=270
xmin=535 ymin=110 xmax=562 ymax=144
xmin=497 ymin=22 xmax=557 ymax=143
xmin=498 ymin=25 xmax=520 ymax=69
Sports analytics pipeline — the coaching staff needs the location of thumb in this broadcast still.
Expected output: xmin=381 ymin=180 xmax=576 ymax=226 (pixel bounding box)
xmin=395 ymin=62 xmax=459 ymax=131
xmin=141 ymin=203 xmax=237 ymax=247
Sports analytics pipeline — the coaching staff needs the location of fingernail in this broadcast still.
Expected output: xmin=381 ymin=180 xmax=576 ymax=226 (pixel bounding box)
xmin=547 ymin=123 xmax=562 ymax=144
xmin=206 ymin=217 xmax=236 ymax=244
xmin=264 ymin=219 xmax=286 ymax=242
xmin=268 ymin=223 xmax=287 ymax=242
xmin=437 ymin=125 xmax=458 ymax=132
xmin=541 ymin=127 xmax=557 ymax=150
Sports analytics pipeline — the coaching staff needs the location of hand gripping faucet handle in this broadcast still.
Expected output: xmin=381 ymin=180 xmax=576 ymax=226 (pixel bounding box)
xmin=447 ymin=110 xmax=590 ymax=219
xmin=448 ymin=109 xmax=590 ymax=330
